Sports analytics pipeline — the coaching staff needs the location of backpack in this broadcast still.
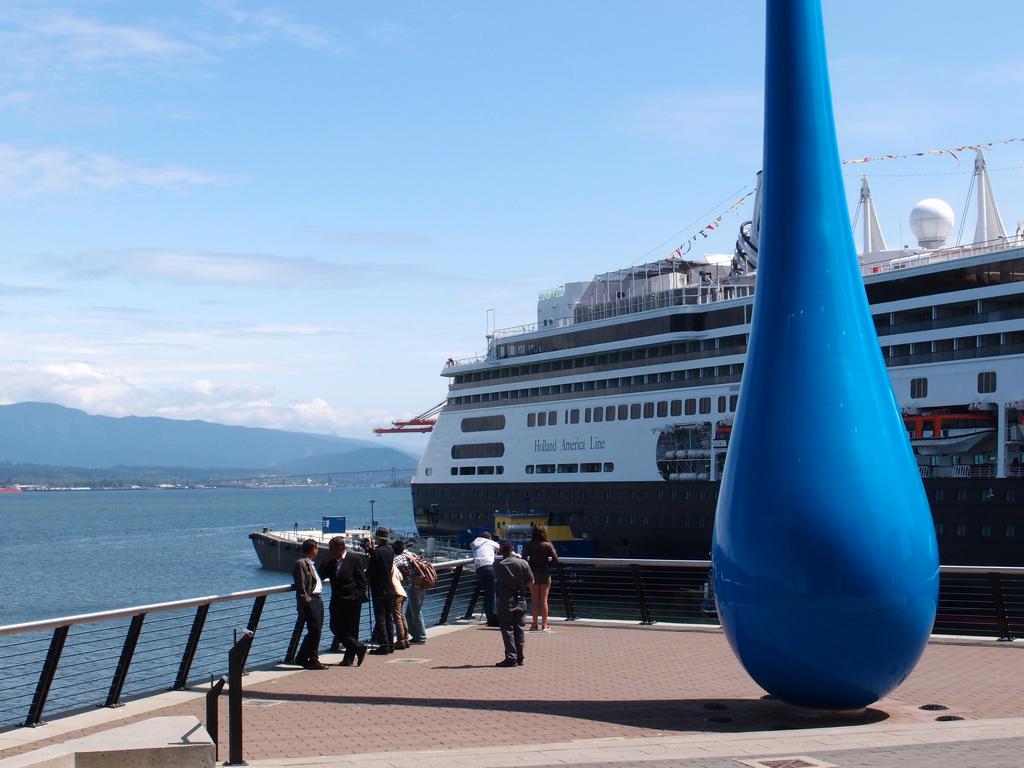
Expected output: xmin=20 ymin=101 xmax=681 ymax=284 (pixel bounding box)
xmin=409 ymin=554 xmax=437 ymax=589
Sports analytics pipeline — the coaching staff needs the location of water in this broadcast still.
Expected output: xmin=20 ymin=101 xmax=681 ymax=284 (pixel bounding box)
xmin=0 ymin=487 xmax=415 ymax=626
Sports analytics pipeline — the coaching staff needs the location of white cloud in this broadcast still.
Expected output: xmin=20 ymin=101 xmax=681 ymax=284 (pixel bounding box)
xmin=48 ymin=248 xmax=493 ymax=288
xmin=0 ymin=360 xmax=391 ymax=437
xmin=209 ymin=0 xmax=332 ymax=50
xmin=0 ymin=144 xmax=224 ymax=199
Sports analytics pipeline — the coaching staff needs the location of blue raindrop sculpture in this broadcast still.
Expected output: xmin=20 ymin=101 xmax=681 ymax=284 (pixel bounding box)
xmin=711 ymin=0 xmax=938 ymax=710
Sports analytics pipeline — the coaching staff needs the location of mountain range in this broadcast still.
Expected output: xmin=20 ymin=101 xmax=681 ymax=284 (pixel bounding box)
xmin=0 ymin=402 xmax=418 ymax=474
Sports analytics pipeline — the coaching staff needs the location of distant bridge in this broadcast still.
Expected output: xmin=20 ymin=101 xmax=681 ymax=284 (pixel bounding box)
xmin=225 ymin=466 xmax=415 ymax=488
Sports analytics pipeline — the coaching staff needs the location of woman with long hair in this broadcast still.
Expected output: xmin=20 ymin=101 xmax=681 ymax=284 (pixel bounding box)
xmin=524 ymin=524 xmax=559 ymax=631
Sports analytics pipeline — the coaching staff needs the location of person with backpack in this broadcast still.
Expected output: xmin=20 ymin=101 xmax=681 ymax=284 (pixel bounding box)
xmin=396 ymin=543 xmax=436 ymax=645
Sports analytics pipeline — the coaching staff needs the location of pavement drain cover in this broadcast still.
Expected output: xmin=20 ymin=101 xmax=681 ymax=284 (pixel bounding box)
xmin=243 ymin=699 xmax=285 ymax=708
xmin=736 ymin=759 xmax=836 ymax=768
xmin=919 ymin=703 xmax=949 ymax=711
xmin=936 ymin=715 xmax=965 ymax=721
xmin=388 ymin=657 xmax=430 ymax=664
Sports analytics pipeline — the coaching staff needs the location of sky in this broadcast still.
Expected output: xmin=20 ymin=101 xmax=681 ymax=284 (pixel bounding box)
xmin=1 ymin=1 xmax=1023 ymax=454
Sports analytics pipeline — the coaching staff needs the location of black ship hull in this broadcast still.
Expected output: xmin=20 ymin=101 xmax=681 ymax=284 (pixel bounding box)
xmin=413 ymin=478 xmax=1024 ymax=566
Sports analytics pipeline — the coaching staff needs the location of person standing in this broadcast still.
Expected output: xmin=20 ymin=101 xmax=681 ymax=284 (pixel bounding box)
xmin=366 ymin=527 xmax=396 ymax=655
xmin=524 ymin=524 xmax=559 ymax=631
xmin=391 ymin=541 xmax=410 ymax=650
xmin=494 ymin=540 xmax=534 ymax=667
xmin=471 ymin=531 xmax=501 ymax=627
xmin=318 ymin=537 xmax=368 ymax=667
xmin=292 ymin=539 xmax=327 ymax=670
xmin=396 ymin=545 xmax=428 ymax=645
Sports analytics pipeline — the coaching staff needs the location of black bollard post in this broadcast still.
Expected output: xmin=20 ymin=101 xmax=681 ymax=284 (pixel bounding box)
xmin=224 ymin=629 xmax=255 ymax=767
xmin=206 ymin=675 xmax=227 ymax=762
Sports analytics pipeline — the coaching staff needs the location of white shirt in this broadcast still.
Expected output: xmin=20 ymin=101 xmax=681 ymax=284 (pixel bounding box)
xmin=472 ymin=537 xmax=501 ymax=568
xmin=308 ymin=558 xmax=323 ymax=595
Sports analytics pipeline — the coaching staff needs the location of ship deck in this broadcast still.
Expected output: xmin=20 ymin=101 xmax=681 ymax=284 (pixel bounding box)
xmin=2 ymin=620 xmax=1022 ymax=767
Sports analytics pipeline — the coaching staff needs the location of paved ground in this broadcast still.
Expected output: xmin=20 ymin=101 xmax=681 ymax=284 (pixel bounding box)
xmin=2 ymin=621 xmax=1023 ymax=767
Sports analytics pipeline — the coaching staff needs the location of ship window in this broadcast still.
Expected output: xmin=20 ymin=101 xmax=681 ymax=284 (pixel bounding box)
xmin=1007 ymin=524 xmax=1017 ymax=538
xmin=593 ymin=408 xmax=604 ymax=423
xmin=618 ymin=404 xmax=628 ymax=420
xmin=729 ymin=395 xmax=738 ymax=412
xmin=450 ymin=467 xmax=458 ymax=476
xmin=548 ymin=410 xmax=557 ymax=425
xmin=603 ymin=462 xmax=614 ymax=472
xmin=570 ymin=408 xmax=580 ymax=424
xmin=910 ymin=377 xmax=928 ymax=398
xmin=496 ymin=466 xmax=504 ymax=475
xmin=643 ymin=402 xmax=654 ymax=418
xmin=657 ymin=401 xmax=668 ymax=417
xmin=934 ymin=489 xmax=945 ymax=502
xmin=718 ymin=395 xmax=726 ymax=413
xmin=478 ymin=465 xmax=495 ymax=475
xmin=685 ymin=399 xmax=696 ymax=416
xmin=974 ymin=454 xmax=986 ymax=465
xmin=537 ymin=411 xmax=546 ymax=427
xmin=981 ymin=524 xmax=992 ymax=537
xmin=424 ymin=467 xmax=432 ymax=476
xmin=451 ymin=443 xmax=505 ymax=459
xmin=536 ymin=464 xmax=556 ymax=474
xmin=630 ymin=403 xmax=641 ymax=419
xmin=557 ymin=463 xmax=578 ymax=473
xmin=684 ymin=489 xmax=692 ymax=501
xmin=978 ymin=371 xmax=997 ymax=393
xmin=581 ymin=463 xmax=601 ymax=473
xmin=584 ymin=407 xmax=592 ymax=423
xmin=956 ymin=488 xmax=968 ymax=501
xmin=525 ymin=465 xmax=534 ymax=474
xmin=684 ymin=517 xmax=692 ymax=528
xmin=956 ymin=523 xmax=968 ymax=536
xmin=698 ymin=517 xmax=706 ymax=528
xmin=699 ymin=397 xmax=711 ymax=414
xmin=935 ymin=522 xmax=944 ymax=536
xmin=629 ymin=515 xmax=637 ymax=525
xmin=670 ymin=400 xmax=682 ymax=416
xmin=605 ymin=406 xmax=615 ymax=421
xmin=1009 ymin=489 xmax=1018 ymax=502
xmin=458 ymin=466 xmax=477 ymax=475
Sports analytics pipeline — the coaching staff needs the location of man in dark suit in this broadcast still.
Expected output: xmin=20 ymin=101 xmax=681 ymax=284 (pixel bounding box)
xmin=366 ymin=527 xmax=396 ymax=655
xmin=494 ymin=540 xmax=534 ymax=667
xmin=292 ymin=539 xmax=327 ymax=670
xmin=318 ymin=536 xmax=368 ymax=667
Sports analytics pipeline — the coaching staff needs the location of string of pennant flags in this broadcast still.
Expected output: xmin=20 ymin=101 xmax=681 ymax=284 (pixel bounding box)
xmin=841 ymin=135 xmax=1024 ymax=167
xmin=667 ymin=134 xmax=1024 ymax=260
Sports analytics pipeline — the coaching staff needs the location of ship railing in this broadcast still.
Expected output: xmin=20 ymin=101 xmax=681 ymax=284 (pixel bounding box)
xmin=860 ymin=235 xmax=1024 ymax=277
xmin=3 ymin=558 xmax=1021 ymax=734
xmin=452 ymin=237 xmax=1024 ymax=364
xmin=0 ymin=558 xmax=473 ymax=732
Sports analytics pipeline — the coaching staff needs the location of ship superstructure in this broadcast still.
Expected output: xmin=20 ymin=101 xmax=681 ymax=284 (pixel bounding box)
xmin=412 ymin=154 xmax=1024 ymax=565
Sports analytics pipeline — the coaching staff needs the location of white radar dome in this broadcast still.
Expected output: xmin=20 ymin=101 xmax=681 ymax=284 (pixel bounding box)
xmin=909 ymin=198 xmax=954 ymax=249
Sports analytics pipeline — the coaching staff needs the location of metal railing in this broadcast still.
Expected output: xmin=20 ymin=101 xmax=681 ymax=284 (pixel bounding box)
xmin=2 ymin=557 xmax=1021 ymax=735
xmin=0 ymin=559 xmax=474 ymax=732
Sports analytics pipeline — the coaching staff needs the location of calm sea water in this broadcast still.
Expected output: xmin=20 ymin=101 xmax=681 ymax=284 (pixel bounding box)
xmin=0 ymin=487 xmax=415 ymax=625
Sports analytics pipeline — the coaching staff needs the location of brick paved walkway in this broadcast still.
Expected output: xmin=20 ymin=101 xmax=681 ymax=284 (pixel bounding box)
xmin=2 ymin=623 xmax=1023 ymax=766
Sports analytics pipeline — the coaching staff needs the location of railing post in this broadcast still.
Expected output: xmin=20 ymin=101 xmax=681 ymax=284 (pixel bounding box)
xmin=246 ymin=595 xmax=267 ymax=632
xmin=206 ymin=675 xmax=227 ymax=763
xmin=990 ymin=572 xmax=1015 ymax=641
xmin=438 ymin=564 xmax=464 ymax=625
xmin=225 ymin=630 xmax=255 ymax=767
xmin=283 ymin=615 xmax=304 ymax=664
xmin=173 ymin=604 xmax=210 ymax=690
xmin=24 ymin=625 xmax=70 ymax=727
xmin=463 ymin=580 xmax=482 ymax=620
xmin=105 ymin=614 xmax=146 ymax=707
xmin=632 ymin=565 xmax=655 ymax=625
xmin=557 ymin=563 xmax=577 ymax=621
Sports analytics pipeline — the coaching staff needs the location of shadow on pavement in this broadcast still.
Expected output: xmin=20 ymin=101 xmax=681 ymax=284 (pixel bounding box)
xmin=241 ymin=690 xmax=889 ymax=734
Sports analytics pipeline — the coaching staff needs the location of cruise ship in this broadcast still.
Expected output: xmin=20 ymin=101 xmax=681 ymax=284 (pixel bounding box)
xmin=410 ymin=150 xmax=1024 ymax=565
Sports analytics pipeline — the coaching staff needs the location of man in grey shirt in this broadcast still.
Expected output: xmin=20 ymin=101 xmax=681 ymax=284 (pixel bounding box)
xmin=493 ymin=540 xmax=534 ymax=667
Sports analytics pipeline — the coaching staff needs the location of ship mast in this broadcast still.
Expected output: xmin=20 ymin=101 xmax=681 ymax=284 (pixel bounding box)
xmin=859 ymin=176 xmax=887 ymax=255
xmin=972 ymin=148 xmax=1007 ymax=244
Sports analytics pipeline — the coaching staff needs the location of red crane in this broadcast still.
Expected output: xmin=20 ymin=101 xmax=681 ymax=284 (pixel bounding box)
xmin=373 ymin=400 xmax=445 ymax=435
